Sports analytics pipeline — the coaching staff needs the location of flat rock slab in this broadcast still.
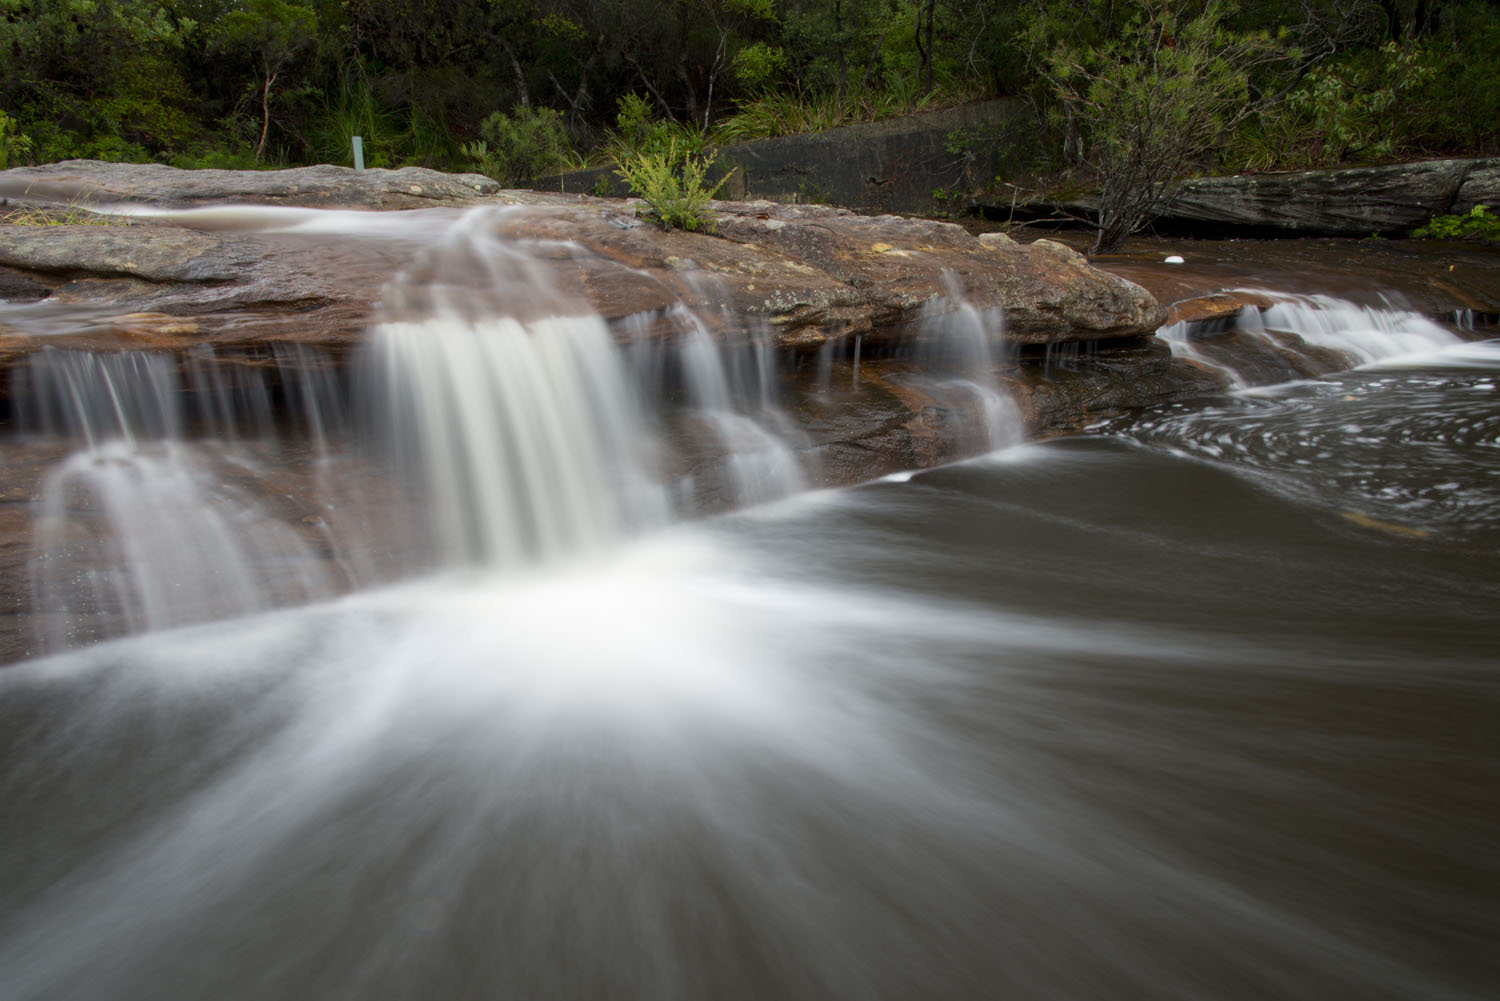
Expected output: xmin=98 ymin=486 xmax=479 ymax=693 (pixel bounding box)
xmin=1085 ymin=233 xmax=1500 ymax=318
xmin=0 ymin=160 xmax=502 ymax=209
xmin=0 ymin=162 xmax=1166 ymax=361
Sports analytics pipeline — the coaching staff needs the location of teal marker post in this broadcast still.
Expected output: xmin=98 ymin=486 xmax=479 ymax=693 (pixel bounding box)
xmin=352 ymin=136 xmax=365 ymax=170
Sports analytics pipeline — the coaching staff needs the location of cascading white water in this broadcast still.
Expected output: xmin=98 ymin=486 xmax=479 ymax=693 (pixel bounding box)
xmin=17 ymin=349 xmax=182 ymax=446
xmin=365 ymin=312 xmax=669 ymax=566
xmin=912 ymin=284 xmax=1023 ymax=452
xmin=6 ymin=207 xmax=1031 ymax=654
xmin=665 ymin=304 xmax=807 ymax=507
xmin=1249 ymin=293 xmax=1458 ymax=364
xmin=363 ymin=209 xmax=814 ymax=541
xmin=1157 ymin=319 xmax=1249 ymax=389
xmin=17 ymin=349 xmax=336 ymax=651
xmin=1159 ymin=292 xmax=1466 ymax=388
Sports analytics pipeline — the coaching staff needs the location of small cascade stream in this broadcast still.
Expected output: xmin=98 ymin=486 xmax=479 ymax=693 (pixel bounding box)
xmin=1162 ymin=290 xmax=1464 ymax=386
xmin=0 ymin=210 xmax=1495 ymax=1001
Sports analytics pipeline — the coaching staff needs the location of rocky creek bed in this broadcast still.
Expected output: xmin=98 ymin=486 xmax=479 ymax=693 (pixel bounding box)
xmin=1 ymin=161 xmax=1496 ymax=661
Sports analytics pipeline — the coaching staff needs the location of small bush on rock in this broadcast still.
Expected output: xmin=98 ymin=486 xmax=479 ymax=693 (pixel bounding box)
xmin=614 ymin=140 xmax=732 ymax=232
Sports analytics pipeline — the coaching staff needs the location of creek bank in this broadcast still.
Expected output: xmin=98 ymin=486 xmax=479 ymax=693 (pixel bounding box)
xmin=992 ymin=157 xmax=1500 ymax=239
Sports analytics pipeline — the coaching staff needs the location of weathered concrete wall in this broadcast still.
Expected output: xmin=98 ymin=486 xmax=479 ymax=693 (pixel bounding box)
xmin=540 ymin=99 xmax=1036 ymax=216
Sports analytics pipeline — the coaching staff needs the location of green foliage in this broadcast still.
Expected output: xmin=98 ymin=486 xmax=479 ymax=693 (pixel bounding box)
xmin=168 ymin=148 xmax=267 ymax=171
xmin=0 ymin=112 xmax=33 ymax=169
xmin=1028 ymin=0 xmax=1294 ymax=253
xmin=602 ymin=94 xmax=709 ymax=164
xmin=214 ymin=0 xmax=317 ymax=74
xmin=476 ymin=106 xmax=576 ymax=184
xmin=614 ymin=140 xmax=732 ymax=231
xmin=730 ymin=42 xmax=787 ymax=89
xmin=0 ymin=0 xmax=1496 ymax=213
xmin=711 ymin=75 xmax=952 ymax=144
xmin=1233 ymin=42 xmax=1433 ymax=169
xmin=306 ymin=67 xmax=402 ymax=167
xmin=945 ymin=117 xmax=1058 ymax=190
xmin=1412 ymin=204 xmax=1500 ymax=240
xmin=210 ymin=0 xmax=318 ymax=161
xmin=778 ymin=0 xmax=904 ymax=98
xmin=0 ymin=0 xmax=198 ymax=162
xmin=1397 ymin=5 xmax=1500 ymax=154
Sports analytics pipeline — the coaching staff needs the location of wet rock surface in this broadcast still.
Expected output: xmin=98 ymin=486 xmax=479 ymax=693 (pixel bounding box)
xmin=5 ymin=163 xmax=1497 ymax=663
xmin=0 ymin=160 xmax=502 ymax=209
xmin=0 ymin=161 xmax=1165 ymax=364
xmin=1080 ymin=232 xmax=1500 ymax=318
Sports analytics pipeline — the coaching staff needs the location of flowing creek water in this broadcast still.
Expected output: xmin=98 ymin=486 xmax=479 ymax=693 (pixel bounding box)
xmin=0 ymin=211 xmax=1495 ymax=1000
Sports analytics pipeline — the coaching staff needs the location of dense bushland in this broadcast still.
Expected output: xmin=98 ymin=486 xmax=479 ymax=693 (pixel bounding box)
xmin=3 ymin=1 xmax=1500 ymax=246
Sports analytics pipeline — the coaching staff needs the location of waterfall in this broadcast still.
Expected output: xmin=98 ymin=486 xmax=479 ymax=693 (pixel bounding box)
xmin=4 ymin=207 xmax=1031 ymax=655
xmin=665 ymin=304 xmax=807 ymax=508
xmin=911 ymin=283 xmax=1022 ymax=453
xmin=1157 ymin=319 xmax=1248 ymax=389
xmin=1251 ymin=293 xmax=1457 ymax=365
xmin=362 ymin=313 xmax=669 ymax=567
xmin=15 ymin=349 xmax=339 ymax=651
xmin=1160 ymin=292 xmax=1463 ymax=387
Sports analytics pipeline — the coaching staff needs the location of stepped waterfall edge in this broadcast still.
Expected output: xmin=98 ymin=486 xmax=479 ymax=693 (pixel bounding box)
xmin=0 ymin=205 xmax=1051 ymax=658
xmin=2 ymin=202 xmax=1493 ymax=660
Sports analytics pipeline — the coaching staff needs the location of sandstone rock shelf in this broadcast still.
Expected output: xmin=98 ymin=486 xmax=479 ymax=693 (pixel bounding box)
xmin=0 ymin=161 xmax=1206 ymax=454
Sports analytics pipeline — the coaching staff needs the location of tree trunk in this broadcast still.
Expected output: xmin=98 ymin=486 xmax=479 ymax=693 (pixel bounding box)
xmin=914 ymin=1 xmax=929 ymax=92
xmin=923 ymin=0 xmax=935 ymax=92
xmin=256 ymin=62 xmax=277 ymax=163
xmin=502 ymin=41 xmax=529 ymax=107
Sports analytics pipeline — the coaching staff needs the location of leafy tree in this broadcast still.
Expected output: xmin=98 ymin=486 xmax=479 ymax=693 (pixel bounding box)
xmin=212 ymin=0 xmax=318 ymax=161
xmin=778 ymin=0 xmax=906 ymax=99
xmin=0 ymin=0 xmax=197 ymax=160
xmin=1028 ymin=0 xmax=1293 ymax=253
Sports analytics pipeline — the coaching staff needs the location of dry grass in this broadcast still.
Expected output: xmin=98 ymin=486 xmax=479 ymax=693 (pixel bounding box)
xmin=0 ymin=191 xmax=131 ymax=226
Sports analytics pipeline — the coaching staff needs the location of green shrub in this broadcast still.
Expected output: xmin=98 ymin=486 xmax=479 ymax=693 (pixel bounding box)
xmin=1399 ymin=12 xmax=1500 ymax=155
xmin=169 ymin=147 xmax=266 ymax=171
xmin=711 ymin=78 xmax=958 ymax=145
xmin=1229 ymin=42 xmax=1435 ymax=171
xmin=614 ymin=140 xmax=732 ymax=232
xmin=1412 ymin=205 xmax=1500 ymax=241
xmin=0 ymin=112 xmax=32 ymax=169
xmin=601 ymin=94 xmax=708 ymax=164
xmin=476 ymin=105 xmax=575 ymax=184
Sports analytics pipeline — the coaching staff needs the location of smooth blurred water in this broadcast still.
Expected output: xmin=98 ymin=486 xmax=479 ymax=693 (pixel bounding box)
xmin=1 ymin=341 xmax=1496 ymax=1000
